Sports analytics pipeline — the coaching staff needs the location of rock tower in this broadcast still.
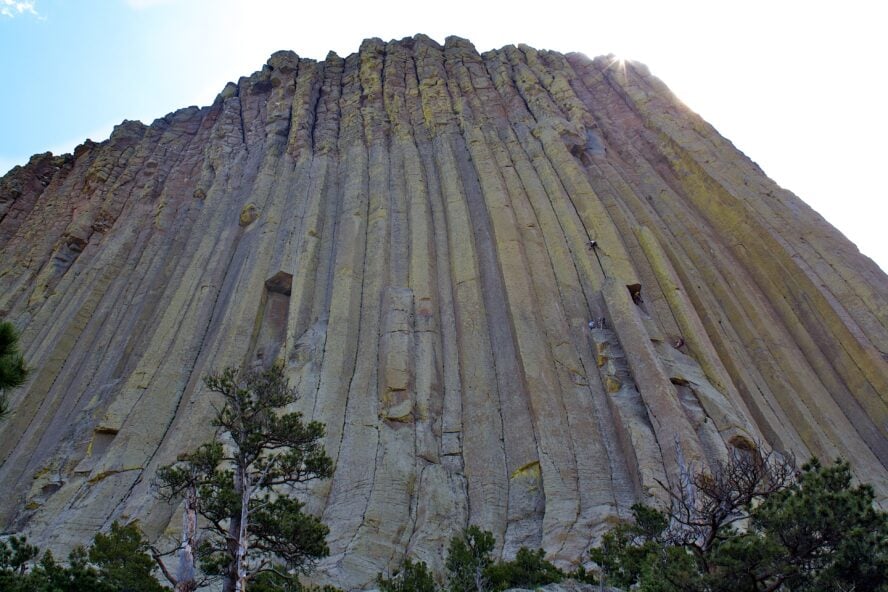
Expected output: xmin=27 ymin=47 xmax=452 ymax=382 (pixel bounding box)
xmin=1 ymin=35 xmax=887 ymax=589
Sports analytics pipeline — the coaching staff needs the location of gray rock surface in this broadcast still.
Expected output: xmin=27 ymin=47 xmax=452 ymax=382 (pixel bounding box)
xmin=1 ymin=35 xmax=887 ymax=591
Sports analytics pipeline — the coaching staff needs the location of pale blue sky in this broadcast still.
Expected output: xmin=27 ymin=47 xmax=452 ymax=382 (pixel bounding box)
xmin=1 ymin=0 xmax=886 ymax=271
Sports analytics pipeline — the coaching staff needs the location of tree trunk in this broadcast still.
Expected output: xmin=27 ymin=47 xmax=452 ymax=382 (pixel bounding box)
xmin=222 ymin=517 xmax=239 ymax=592
xmin=175 ymin=485 xmax=198 ymax=592
xmin=235 ymin=464 xmax=250 ymax=592
xmin=474 ymin=564 xmax=485 ymax=592
xmin=223 ymin=464 xmax=245 ymax=592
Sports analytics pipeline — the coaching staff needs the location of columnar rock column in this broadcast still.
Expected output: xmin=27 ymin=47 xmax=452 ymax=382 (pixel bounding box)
xmin=1 ymin=35 xmax=887 ymax=590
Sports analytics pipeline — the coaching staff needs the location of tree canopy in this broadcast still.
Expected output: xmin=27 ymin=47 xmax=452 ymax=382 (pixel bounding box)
xmin=154 ymin=363 xmax=333 ymax=592
xmin=590 ymin=450 xmax=888 ymax=592
xmin=0 ymin=521 xmax=165 ymax=592
xmin=377 ymin=526 xmax=565 ymax=592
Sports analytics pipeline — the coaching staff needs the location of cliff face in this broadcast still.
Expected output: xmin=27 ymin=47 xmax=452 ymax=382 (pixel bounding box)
xmin=1 ymin=35 xmax=888 ymax=588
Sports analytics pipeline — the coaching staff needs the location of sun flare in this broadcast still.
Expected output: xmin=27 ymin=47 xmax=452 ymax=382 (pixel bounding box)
xmin=607 ymin=54 xmax=629 ymax=82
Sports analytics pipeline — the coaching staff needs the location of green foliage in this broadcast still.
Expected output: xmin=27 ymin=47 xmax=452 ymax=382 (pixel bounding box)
xmin=155 ymin=362 xmax=333 ymax=590
xmin=445 ymin=526 xmax=495 ymax=592
xmin=90 ymin=521 xmax=167 ymax=591
xmin=0 ymin=535 xmax=39 ymax=573
xmin=378 ymin=527 xmax=564 ymax=592
xmin=300 ymin=585 xmax=343 ymax=592
xmin=0 ymin=320 xmax=29 ymax=420
xmin=39 ymin=546 xmax=109 ymax=592
xmin=249 ymin=570 xmax=300 ymax=592
xmin=0 ymin=539 xmax=105 ymax=592
xmin=485 ymin=547 xmax=563 ymax=591
xmin=377 ymin=558 xmax=438 ymax=592
xmin=564 ymin=564 xmax=597 ymax=585
xmin=752 ymin=458 xmax=888 ymax=592
xmin=0 ymin=523 xmax=166 ymax=591
xmin=588 ymin=504 xmax=667 ymax=589
xmin=247 ymin=568 xmax=344 ymax=592
xmin=589 ymin=455 xmax=888 ymax=592
xmin=0 ymin=535 xmax=40 ymax=591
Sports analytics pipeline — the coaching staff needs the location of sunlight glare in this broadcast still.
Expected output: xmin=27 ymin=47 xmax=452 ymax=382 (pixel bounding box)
xmin=606 ymin=54 xmax=629 ymax=83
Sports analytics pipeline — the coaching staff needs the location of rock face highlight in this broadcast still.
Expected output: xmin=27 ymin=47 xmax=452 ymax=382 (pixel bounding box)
xmin=2 ymin=35 xmax=888 ymax=589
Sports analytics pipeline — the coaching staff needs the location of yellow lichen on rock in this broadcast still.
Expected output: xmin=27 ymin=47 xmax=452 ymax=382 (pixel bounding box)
xmin=239 ymin=202 xmax=259 ymax=226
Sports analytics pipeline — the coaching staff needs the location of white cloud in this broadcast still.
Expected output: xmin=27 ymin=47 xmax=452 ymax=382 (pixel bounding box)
xmin=0 ymin=0 xmax=37 ymax=18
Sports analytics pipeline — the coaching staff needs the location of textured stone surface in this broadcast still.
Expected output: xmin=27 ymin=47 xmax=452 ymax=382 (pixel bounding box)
xmin=1 ymin=36 xmax=888 ymax=590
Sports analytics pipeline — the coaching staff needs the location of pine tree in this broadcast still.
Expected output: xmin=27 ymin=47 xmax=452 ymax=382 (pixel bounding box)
xmin=445 ymin=526 xmax=495 ymax=592
xmin=90 ymin=521 xmax=167 ymax=592
xmin=0 ymin=523 xmax=165 ymax=591
xmin=155 ymin=363 xmax=333 ymax=592
xmin=0 ymin=320 xmax=29 ymax=421
xmin=590 ymin=450 xmax=888 ymax=592
xmin=376 ymin=558 xmax=437 ymax=592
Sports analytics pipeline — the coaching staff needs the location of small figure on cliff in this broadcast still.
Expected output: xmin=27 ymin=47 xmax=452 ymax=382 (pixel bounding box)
xmin=588 ymin=239 xmax=609 ymax=278
xmin=673 ymin=337 xmax=685 ymax=349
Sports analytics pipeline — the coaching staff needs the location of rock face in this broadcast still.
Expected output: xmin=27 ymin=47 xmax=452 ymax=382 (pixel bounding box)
xmin=1 ymin=35 xmax=888 ymax=589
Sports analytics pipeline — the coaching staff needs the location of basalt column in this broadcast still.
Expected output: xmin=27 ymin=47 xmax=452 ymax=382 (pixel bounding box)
xmin=2 ymin=35 xmax=887 ymax=590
